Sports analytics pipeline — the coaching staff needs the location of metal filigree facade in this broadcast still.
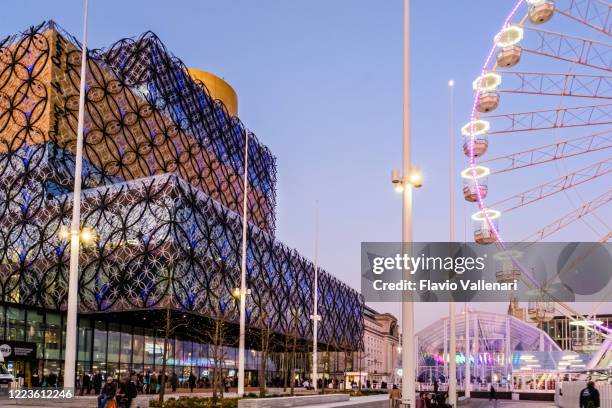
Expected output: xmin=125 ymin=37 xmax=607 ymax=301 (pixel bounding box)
xmin=0 ymin=22 xmax=364 ymax=350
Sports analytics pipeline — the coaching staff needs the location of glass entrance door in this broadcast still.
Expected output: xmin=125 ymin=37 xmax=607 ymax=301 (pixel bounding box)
xmin=6 ymin=360 xmax=32 ymax=387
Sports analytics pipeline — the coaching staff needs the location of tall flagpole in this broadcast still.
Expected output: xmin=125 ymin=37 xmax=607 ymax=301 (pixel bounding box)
xmin=311 ymin=201 xmax=320 ymax=390
xmin=63 ymin=0 xmax=89 ymax=390
xmin=448 ymin=79 xmax=457 ymax=407
xmin=401 ymin=0 xmax=416 ymax=405
xmin=237 ymin=128 xmax=250 ymax=397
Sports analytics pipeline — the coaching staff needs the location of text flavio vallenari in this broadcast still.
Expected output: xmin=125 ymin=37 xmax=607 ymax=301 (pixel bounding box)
xmin=370 ymin=254 xmax=518 ymax=293
xmin=372 ymin=279 xmax=518 ymax=292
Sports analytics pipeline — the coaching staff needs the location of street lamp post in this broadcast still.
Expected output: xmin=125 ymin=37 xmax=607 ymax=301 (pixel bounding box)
xmin=237 ymin=128 xmax=250 ymax=397
xmin=401 ymin=0 xmax=416 ymax=406
xmin=389 ymin=0 xmax=422 ymax=403
xmin=311 ymin=202 xmax=321 ymax=391
xmin=449 ymin=303 xmax=457 ymax=405
xmin=63 ymin=0 xmax=89 ymax=390
xmin=448 ymin=79 xmax=457 ymax=407
xmin=465 ymin=305 xmax=471 ymax=398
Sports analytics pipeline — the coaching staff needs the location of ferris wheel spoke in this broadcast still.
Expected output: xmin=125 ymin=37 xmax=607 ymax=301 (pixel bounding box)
xmin=491 ymin=158 xmax=611 ymax=211
xmin=556 ymin=0 xmax=612 ymax=36
xmin=521 ymin=189 xmax=612 ymax=242
xmin=484 ymin=103 xmax=612 ymax=134
xmin=522 ymin=27 xmax=612 ymax=72
xmin=598 ymin=230 xmax=612 ymax=241
xmin=497 ymin=71 xmax=612 ymax=99
xmin=482 ymin=130 xmax=612 ymax=174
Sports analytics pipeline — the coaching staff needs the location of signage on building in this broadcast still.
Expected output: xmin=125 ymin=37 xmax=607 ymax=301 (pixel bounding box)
xmin=0 ymin=341 xmax=36 ymax=360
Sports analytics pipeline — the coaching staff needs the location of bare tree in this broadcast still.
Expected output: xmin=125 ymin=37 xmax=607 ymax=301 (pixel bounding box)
xmin=322 ymin=342 xmax=330 ymax=394
xmin=289 ymin=307 xmax=300 ymax=396
xmin=156 ymin=303 xmax=192 ymax=403
xmin=205 ymin=302 xmax=231 ymax=402
xmin=249 ymin=278 xmax=282 ymax=398
xmin=251 ymin=311 xmax=274 ymax=397
xmin=282 ymin=334 xmax=289 ymax=392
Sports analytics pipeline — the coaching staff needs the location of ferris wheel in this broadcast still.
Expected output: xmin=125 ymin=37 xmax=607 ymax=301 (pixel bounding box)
xmin=463 ymin=0 xmax=612 ymax=328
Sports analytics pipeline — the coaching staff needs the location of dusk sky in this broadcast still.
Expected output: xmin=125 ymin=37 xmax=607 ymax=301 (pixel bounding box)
xmin=6 ymin=0 xmax=609 ymax=330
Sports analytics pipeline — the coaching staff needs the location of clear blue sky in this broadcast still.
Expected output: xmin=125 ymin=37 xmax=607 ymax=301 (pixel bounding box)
xmin=5 ymin=0 xmax=609 ymax=329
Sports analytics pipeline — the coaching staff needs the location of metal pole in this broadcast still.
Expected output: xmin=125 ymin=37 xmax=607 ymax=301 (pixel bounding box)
xmin=474 ymin=315 xmax=479 ymax=389
xmin=505 ymin=317 xmax=511 ymax=384
xmin=448 ymin=79 xmax=457 ymax=407
xmin=449 ymin=303 xmax=457 ymax=405
xmin=401 ymin=0 xmax=415 ymax=405
xmin=312 ymin=202 xmax=320 ymax=391
xmin=443 ymin=319 xmax=448 ymax=377
xmin=63 ymin=0 xmax=89 ymax=390
xmin=464 ymin=305 xmax=471 ymax=398
xmin=237 ymin=128 xmax=250 ymax=397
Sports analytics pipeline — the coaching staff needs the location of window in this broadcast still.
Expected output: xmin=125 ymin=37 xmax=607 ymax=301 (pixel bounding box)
xmin=144 ymin=329 xmax=154 ymax=365
xmin=93 ymin=321 xmax=107 ymax=363
xmin=165 ymin=337 xmax=175 ymax=367
xmin=155 ymin=332 xmax=166 ymax=367
xmin=44 ymin=313 xmax=61 ymax=359
xmin=175 ymin=338 xmax=184 ymax=366
xmin=0 ymin=305 xmax=5 ymax=338
xmin=26 ymin=310 xmax=44 ymax=358
xmin=132 ymin=327 xmax=144 ymax=365
xmin=107 ymin=323 xmax=121 ymax=363
xmin=6 ymin=307 xmax=25 ymax=341
xmin=78 ymin=318 xmax=92 ymax=361
xmin=120 ymin=325 xmax=132 ymax=366
xmin=183 ymin=340 xmax=193 ymax=367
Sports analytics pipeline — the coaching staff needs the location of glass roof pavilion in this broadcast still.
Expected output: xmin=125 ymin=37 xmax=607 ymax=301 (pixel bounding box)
xmin=417 ymin=310 xmax=561 ymax=357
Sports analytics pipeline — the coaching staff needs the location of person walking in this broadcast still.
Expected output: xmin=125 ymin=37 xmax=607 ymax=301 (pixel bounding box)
xmin=126 ymin=376 xmax=138 ymax=407
xmin=415 ymin=391 xmax=425 ymax=408
xmin=580 ymin=381 xmax=601 ymax=408
xmin=188 ymin=372 xmax=196 ymax=392
xmin=117 ymin=376 xmax=137 ymax=408
xmin=389 ymin=384 xmax=401 ymax=408
xmin=143 ymin=371 xmax=150 ymax=394
xmin=80 ymin=371 xmax=91 ymax=396
xmin=116 ymin=377 xmax=128 ymax=408
xmin=170 ymin=371 xmax=178 ymax=393
xmin=155 ymin=371 xmax=161 ymax=394
xmin=489 ymin=383 xmax=497 ymax=401
xmin=136 ymin=372 xmax=143 ymax=394
xmin=423 ymin=392 xmax=433 ymax=408
xmin=93 ymin=371 xmax=103 ymax=395
xmin=48 ymin=371 xmax=57 ymax=388
xmin=31 ymin=370 xmax=40 ymax=388
xmin=150 ymin=372 xmax=157 ymax=394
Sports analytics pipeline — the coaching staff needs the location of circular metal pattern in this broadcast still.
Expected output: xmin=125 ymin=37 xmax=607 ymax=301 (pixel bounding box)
xmin=0 ymin=21 xmax=364 ymax=350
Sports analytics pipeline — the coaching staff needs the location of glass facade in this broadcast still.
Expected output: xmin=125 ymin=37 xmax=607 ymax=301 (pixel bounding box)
xmin=0 ymin=304 xmax=323 ymax=387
